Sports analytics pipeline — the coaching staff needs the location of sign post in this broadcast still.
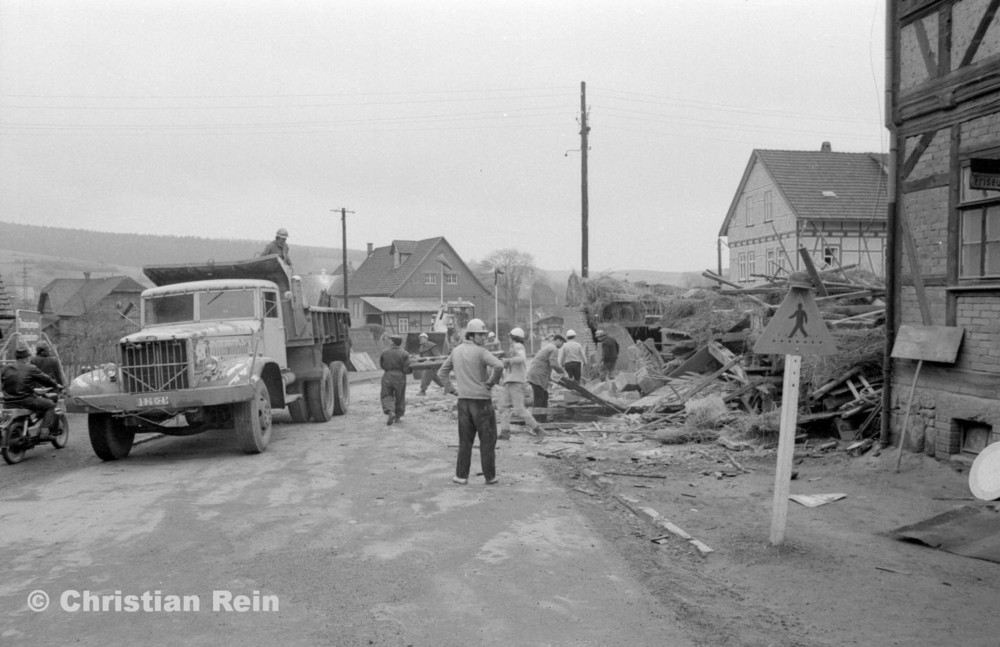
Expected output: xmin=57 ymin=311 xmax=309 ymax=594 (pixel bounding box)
xmin=754 ymin=272 xmax=838 ymax=545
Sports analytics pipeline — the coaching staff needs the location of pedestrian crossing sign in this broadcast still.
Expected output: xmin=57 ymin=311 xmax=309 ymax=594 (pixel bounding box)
xmin=753 ymin=288 xmax=837 ymax=356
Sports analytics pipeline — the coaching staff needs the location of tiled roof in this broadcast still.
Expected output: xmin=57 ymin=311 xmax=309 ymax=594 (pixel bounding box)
xmin=348 ymin=237 xmax=444 ymax=296
xmin=757 ymin=150 xmax=887 ymax=221
xmin=721 ymin=149 xmax=887 ymax=236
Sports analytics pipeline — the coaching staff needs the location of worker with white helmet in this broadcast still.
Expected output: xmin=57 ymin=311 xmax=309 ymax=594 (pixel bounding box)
xmin=497 ymin=327 xmax=545 ymax=441
xmin=262 ymin=227 xmax=292 ymax=266
xmin=437 ymin=318 xmax=506 ymax=485
xmin=560 ymin=329 xmax=587 ymax=383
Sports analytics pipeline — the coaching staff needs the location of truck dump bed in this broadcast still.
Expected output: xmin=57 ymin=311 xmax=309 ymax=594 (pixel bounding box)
xmin=144 ymin=255 xmax=293 ymax=292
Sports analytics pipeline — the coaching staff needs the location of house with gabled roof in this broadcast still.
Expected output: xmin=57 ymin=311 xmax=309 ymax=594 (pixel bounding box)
xmin=344 ymin=237 xmax=495 ymax=334
xmin=37 ymin=274 xmax=146 ymax=336
xmin=719 ymin=142 xmax=888 ymax=285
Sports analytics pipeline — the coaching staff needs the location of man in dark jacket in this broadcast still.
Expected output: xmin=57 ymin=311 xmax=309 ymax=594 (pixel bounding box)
xmin=596 ymin=329 xmax=620 ymax=381
xmin=2 ymin=345 xmax=61 ymax=437
xmin=379 ymin=334 xmax=412 ymax=426
xmin=30 ymin=341 xmax=66 ymax=386
xmin=262 ymin=228 xmax=292 ymax=266
xmin=415 ymin=332 xmax=444 ymax=395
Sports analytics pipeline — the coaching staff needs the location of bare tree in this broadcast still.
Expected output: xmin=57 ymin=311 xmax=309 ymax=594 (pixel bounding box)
xmin=478 ymin=249 xmax=536 ymax=325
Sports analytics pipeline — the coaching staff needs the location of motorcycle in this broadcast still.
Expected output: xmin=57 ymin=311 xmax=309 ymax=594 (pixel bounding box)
xmin=0 ymin=389 xmax=69 ymax=465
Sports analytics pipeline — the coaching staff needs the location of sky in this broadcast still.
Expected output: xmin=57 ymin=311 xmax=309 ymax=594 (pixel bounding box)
xmin=0 ymin=0 xmax=887 ymax=274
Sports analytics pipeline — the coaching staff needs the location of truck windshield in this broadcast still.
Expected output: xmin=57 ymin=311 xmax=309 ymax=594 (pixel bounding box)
xmin=145 ymin=294 xmax=195 ymax=325
xmin=198 ymin=290 xmax=255 ymax=320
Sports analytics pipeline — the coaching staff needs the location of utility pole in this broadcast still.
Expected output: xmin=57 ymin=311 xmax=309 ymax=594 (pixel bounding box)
xmin=580 ymin=81 xmax=590 ymax=279
xmin=335 ymin=208 xmax=355 ymax=309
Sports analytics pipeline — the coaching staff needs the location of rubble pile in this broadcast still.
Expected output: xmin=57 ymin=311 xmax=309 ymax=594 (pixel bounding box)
xmin=540 ymin=268 xmax=886 ymax=455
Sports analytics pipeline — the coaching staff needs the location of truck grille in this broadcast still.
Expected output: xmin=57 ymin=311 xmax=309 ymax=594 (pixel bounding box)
xmin=119 ymin=340 xmax=190 ymax=394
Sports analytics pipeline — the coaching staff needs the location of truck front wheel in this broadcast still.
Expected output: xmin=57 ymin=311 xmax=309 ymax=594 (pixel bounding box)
xmin=307 ymin=364 xmax=335 ymax=422
xmin=235 ymin=380 xmax=272 ymax=453
xmin=331 ymin=361 xmax=350 ymax=415
xmin=88 ymin=413 xmax=135 ymax=461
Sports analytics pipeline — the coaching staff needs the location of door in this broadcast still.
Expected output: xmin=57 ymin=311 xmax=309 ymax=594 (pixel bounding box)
xmin=261 ymin=290 xmax=287 ymax=366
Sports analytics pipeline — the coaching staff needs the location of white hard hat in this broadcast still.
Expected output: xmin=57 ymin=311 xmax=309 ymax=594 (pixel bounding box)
xmin=510 ymin=327 xmax=525 ymax=338
xmin=276 ymin=227 xmax=289 ymax=238
xmin=595 ymin=329 xmax=606 ymax=338
xmin=466 ymin=318 xmax=488 ymax=334
xmin=487 ymin=331 xmax=496 ymax=338
xmin=566 ymin=329 xmax=576 ymax=338
xmin=419 ymin=332 xmax=428 ymax=339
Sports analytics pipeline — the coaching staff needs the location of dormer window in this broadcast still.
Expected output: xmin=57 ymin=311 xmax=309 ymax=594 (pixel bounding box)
xmin=822 ymin=190 xmax=837 ymax=198
xmin=393 ymin=252 xmax=410 ymax=268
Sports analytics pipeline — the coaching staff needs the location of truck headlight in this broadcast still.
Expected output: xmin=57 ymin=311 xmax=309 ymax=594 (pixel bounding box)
xmin=103 ymin=363 xmax=118 ymax=382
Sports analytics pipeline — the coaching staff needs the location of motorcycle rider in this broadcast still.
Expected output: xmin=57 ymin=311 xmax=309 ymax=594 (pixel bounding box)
xmin=30 ymin=341 xmax=66 ymax=386
xmin=1 ymin=344 xmax=62 ymax=438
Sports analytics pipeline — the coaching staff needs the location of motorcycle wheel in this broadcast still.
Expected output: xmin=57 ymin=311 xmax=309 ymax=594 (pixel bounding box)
xmin=50 ymin=414 xmax=69 ymax=449
xmin=1 ymin=426 xmax=27 ymax=465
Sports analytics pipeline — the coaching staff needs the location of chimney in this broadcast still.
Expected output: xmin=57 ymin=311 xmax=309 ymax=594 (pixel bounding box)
xmin=367 ymin=243 xmax=374 ymax=257
xmin=83 ymin=272 xmax=91 ymax=280
xmin=821 ymin=141 xmax=832 ymax=153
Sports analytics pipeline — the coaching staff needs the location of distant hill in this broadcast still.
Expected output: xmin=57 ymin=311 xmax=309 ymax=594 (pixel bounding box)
xmin=0 ymin=220 xmax=713 ymax=311
xmin=0 ymin=220 xmax=372 ymax=308
xmin=539 ymin=269 xmax=714 ymax=289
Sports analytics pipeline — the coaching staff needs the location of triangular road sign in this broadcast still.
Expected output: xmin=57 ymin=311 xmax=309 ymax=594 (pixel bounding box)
xmin=753 ymin=288 xmax=838 ymax=356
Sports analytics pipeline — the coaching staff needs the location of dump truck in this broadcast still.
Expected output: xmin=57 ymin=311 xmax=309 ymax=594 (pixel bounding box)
xmin=66 ymin=255 xmax=351 ymax=460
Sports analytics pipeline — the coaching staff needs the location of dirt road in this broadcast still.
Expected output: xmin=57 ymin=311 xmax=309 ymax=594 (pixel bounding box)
xmin=0 ymin=379 xmax=694 ymax=646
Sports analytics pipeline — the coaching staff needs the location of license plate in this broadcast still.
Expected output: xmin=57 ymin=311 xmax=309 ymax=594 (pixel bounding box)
xmin=135 ymin=395 xmax=171 ymax=408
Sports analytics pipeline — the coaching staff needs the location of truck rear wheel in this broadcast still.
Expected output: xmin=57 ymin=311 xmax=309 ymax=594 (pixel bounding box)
xmin=307 ymin=364 xmax=335 ymax=422
xmin=89 ymin=413 xmax=135 ymax=461
xmin=287 ymin=392 xmax=309 ymax=423
xmin=235 ymin=380 xmax=272 ymax=453
xmin=331 ymin=361 xmax=350 ymax=415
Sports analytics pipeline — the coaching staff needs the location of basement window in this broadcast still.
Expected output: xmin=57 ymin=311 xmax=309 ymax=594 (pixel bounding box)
xmin=958 ymin=419 xmax=996 ymax=455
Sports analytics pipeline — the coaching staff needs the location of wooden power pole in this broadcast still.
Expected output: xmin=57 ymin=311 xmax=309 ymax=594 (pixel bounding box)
xmin=580 ymin=81 xmax=590 ymax=279
xmin=335 ymin=207 xmax=355 ymax=308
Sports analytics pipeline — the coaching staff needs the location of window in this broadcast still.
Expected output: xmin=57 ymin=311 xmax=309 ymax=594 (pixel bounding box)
xmin=738 ymin=253 xmax=748 ymax=281
xmin=398 ymin=317 xmax=409 ymax=333
xmin=823 ymin=246 xmax=840 ymax=267
xmin=748 ymin=252 xmax=757 ymax=278
xmin=745 ymin=197 xmax=753 ymax=226
xmin=445 ymin=273 xmax=458 ymax=285
xmin=960 ymin=165 xmax=1000 ymax=279
xmin=763 ymin=191 xmax=773 ymax=222
xmin=424 ymin=273 xmax=438 ymax=285
xmin=766 ymin=248 xmax=776 ymax=273
xmin=262 ymin=291 xmax=278 ymax=318
xmin=199 ymin=290 xmax=255 ymax=321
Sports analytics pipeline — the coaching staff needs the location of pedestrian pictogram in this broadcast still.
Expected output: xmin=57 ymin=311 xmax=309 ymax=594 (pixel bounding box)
xmin=753 ymin=281 xmax=837 ymax=356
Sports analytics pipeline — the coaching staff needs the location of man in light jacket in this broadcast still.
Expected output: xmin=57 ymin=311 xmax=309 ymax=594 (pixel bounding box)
xmin=438 ymin=319 xmax=506 ymax=485
xmin=498 ymin=327 xmax=545 ymax=442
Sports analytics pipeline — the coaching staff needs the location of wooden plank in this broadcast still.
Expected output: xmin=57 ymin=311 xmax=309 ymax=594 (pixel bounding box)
xmin=771 ymin=354 xmax=801 ymax=545
xmin=890 ymin=324 xmax=964 ymax=362
xmin=555 ymin=377 xmax=626 ymax=413
xmin=899 ymin=212 xmax=933 ymax=325
xmin=797 ymin=246 xmax=829 ymax=297
xmin=706 ymin=341 xmax=748 ymax=384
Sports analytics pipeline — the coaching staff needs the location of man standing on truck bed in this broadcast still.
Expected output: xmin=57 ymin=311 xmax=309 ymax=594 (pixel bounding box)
xmin=379 ymin=334 xmax=411 ymax=426
xmin=262 ymin=228 xmax=292 ymax=266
